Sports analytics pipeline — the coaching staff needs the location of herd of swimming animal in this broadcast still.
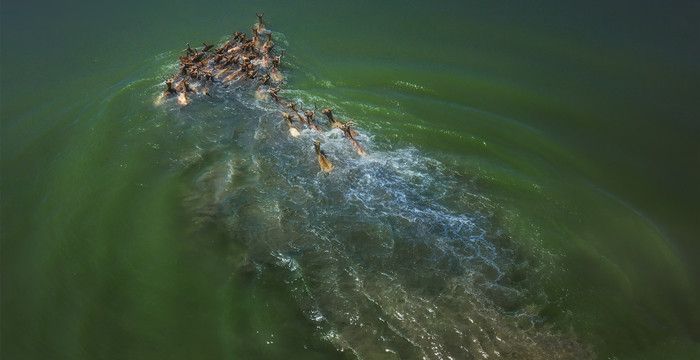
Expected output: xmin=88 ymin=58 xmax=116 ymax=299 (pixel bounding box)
xmin=156 ymin=14 xmax=366 ymax=173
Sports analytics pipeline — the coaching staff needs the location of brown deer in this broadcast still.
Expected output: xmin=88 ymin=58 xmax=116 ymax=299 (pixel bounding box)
xmin=314 ymin=140 xmax=334 ymax=173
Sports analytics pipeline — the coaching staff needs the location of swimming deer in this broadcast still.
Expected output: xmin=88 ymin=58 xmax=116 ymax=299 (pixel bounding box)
xmin=164 ymin=79 xmax=177 ymax=96
xmin=269 ymin=87 xmax=281 ymax=102
xmin=304 ymin=109 xmax=321 ymax=131
xmin=343 ymin=121 xmax=367 ymax=156
xmin=282 ymin=112 xmax=300 ymax=137
xmin=287 ymin=102 xmax=308 ymax=125
xmin=256 ymin=13 xmax=265 ymax=31
xmin=321 ymin=108 xmax=359 ymax=136
xmin=314 ymin=140 xmax=334 ymax=173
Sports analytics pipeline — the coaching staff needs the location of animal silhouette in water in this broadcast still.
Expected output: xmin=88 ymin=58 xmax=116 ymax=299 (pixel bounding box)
xmin=164 ymin=79 xmax=177 ymax=96
xmin=255 ymin=13 xmax=265 ymax=32
xmin=321 ymin=108 xmax=359 ymax=137
xmin=304 ymin=109 xmax=321 ymax=131
xmin=158 ymin=15 xmax=371 ymax=169
xmin=343 ymin=121 xmax=367 ymax=156
xmin=282 ymin=112 xmax=300 ymax=137
xmin=287 ymin=102 xmax=309 ymax=125
xmin=314 ymin=140 xmax=334 ymax=173
xmin=185 ymin=43 xmax=195 ymax=55
xmin=175 ymin=79 xmax=194 ymax=106
xmin=268 ymin=87 xmax=281 ymax=102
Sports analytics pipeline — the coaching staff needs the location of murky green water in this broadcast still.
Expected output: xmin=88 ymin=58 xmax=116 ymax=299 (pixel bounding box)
xmin=2 ymin=1 xmax=699 ymax=359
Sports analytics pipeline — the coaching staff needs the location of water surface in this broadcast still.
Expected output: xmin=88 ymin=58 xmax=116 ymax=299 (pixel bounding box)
xmin=2 ymin=1 xmax=699 ymax=359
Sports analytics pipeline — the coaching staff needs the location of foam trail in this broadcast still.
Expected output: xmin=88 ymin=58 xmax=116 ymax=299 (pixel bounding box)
xmin=158 ymin=25 xmax=593 ymax=360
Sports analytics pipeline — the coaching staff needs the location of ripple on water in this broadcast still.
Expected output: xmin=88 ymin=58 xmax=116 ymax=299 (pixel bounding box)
xmin=155 ymin=66 xmax=593 ymax=359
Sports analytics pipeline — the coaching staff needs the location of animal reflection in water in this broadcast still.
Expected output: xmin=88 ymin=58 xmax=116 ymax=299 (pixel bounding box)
xmin=158 ymin=15 xmax=594 ymax=360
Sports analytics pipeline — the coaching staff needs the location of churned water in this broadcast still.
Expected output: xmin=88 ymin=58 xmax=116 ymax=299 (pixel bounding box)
xmin=2 ymin=1 xmax=698 ymax=359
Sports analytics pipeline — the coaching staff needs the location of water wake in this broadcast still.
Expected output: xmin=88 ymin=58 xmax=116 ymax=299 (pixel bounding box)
xmin=157 ymin=20 xmax=593 ymax=360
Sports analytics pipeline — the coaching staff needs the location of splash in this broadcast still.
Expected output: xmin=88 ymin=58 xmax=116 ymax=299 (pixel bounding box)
xmin=158 ymin=16 xmax=593 ymax=360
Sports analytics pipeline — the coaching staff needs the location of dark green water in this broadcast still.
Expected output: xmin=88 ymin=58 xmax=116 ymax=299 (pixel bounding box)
xmin=2 ymin=1 xmax=699 ymax=359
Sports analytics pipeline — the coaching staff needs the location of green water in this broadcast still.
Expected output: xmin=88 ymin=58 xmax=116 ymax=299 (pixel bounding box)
xmin=2 ymin=1 xmax=699 ymax=359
